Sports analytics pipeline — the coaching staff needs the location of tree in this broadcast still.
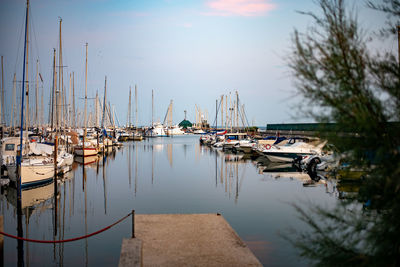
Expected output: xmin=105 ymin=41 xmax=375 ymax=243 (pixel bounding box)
xmin=287 ymin=0 xmax=400 ymax=265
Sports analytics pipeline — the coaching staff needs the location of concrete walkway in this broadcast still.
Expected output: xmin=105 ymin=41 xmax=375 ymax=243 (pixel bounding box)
xmin=119 ymin=213 xmax=262 ymax=267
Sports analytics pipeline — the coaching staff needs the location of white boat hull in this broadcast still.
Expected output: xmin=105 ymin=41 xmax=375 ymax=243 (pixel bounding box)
xmin=7 ymin=163 xmax=55 ymax=188
xmin=74 ymin=147 xmax=98 ymax=156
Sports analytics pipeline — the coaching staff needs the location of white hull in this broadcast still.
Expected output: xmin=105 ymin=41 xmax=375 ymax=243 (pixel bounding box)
xmin=74 ymin=147 xmax=98 ymax=156
xmin=166 ymin=126 xmax=185 ymax=135
xmin=7 ymin=163 xmax=55 ymax=188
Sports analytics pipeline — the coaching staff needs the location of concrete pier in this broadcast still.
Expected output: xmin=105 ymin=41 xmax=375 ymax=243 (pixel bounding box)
xmin=119 ymin=213 xmax=261 ymax=267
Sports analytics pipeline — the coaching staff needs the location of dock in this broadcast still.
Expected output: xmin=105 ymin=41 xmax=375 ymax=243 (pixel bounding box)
xmin=119 ymin=213 xmax=262 ymax=267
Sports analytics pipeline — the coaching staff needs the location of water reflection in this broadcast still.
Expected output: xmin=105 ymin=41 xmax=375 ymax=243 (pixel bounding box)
xmin=200 ymin=146 xmax=250 ymax=203
xmin=0 ymin=136 xmax=342 ymax=266
xmin=6 ymin=181 xmax=54 ymax=210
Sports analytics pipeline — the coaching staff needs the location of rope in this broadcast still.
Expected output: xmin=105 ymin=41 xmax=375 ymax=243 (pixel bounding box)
xmin=0 ymin=212 xmax=132 ymax=244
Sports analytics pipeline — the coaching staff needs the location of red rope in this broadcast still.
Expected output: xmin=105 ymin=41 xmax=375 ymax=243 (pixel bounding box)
xmin=0 ymin=212 xmax=132 ymax=243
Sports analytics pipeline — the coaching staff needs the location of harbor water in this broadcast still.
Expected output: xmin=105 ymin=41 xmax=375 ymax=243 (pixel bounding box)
xmin=1 ymin=135 xmax=338 ymax=266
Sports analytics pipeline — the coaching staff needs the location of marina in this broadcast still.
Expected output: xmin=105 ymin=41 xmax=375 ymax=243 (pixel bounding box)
xmin=1 ymin=0 xmax=398 ymax=265
xmin=0 ymin=136 xmax=340 ymax=266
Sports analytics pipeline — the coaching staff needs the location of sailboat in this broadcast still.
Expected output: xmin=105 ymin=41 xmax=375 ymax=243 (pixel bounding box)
xmin=74 ymin=43 xmax=97 ymax=157
xmin=7 ymin=0 xmax=57 ymax=189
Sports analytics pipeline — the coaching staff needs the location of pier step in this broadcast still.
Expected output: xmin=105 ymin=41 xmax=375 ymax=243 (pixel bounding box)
xmin=119 ymin=213 xmax=261 ymax=266
xmin=119 ymin=238 xmax=143 ymax=267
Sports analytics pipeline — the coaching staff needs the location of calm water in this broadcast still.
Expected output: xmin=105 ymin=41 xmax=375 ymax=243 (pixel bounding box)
xmin=1 ymin=135 xmax=339 ymax=266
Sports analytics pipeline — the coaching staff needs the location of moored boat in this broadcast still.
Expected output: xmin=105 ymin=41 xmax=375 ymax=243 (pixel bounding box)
xmin=7 ymin=157 xmax=55 ymax=188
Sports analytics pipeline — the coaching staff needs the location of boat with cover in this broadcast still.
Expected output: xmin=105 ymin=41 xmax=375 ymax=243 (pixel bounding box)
xmin=7 ymin=141 xmax=73 ymax=187
xmin=7 ymin=157 xmax=57 ymax=188
xmin=261 ymin=138 xmax=327 ymax=163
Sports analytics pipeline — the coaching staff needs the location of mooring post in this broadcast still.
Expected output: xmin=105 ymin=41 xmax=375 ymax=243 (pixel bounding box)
xmin=131 ymin=210 xmax=135 ymax=238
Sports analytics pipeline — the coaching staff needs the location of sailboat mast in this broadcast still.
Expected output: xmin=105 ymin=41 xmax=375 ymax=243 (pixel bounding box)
xmin=55 ymin=47 xmax=59 ymax=132
xmin=18 ymin=0 xmax=30 ymax=198
xmin=95 ymin=91 xmax=99 ymax=128
xmin=84 ymin=43 xmax=88 ymax=133
xmin=35 ymin=59 xmax=38 ymax=129
xmin=25 ymin=4 xmax=30 ymax=134
xmin=236 ymin=91 xmax=239 ymax=130
xmin=58 ymin=18 xmax=64 ymax=133
xmin=220 ymin=95 xmax=223 ymax=130
xmin=11 ymin=73 xmax=16 ymax=129
xmin=225 ymin=95 xmax=227 ymax=130
xmin=128 ymin=86 xmax=131 ymax=128
xmin=1 ymin=56 xmax=3 ymax=126
xmin=151 ymin=89 xmax=154 ymax=126
xmin=73 ymin=72 xmax=76 ymax=129
xmin=50 ymin=49 xmax=56 ymax=129
xmin=135 ymin=84 xmax=138 ymax=129
xmin=40 ymin=85 xmax=43 ymax=129
xmin=101 ymin=76 xmax=107 ymax=129
xmin=68 ymin=73 xmax=72 ymax=128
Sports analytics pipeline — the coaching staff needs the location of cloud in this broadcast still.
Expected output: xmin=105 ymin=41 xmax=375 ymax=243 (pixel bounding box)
xmin=182 ymin=22 xmax=193 ymax=28
xmin=204 ymin=0 xmax=276 ymax=17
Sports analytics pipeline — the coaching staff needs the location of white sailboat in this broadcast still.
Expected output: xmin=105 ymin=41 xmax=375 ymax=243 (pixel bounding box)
xmin=8 ymin=158 xmax=55 ymax=188
xmin=74 ymin=43 xmax=97 ymax=157
xmin=7 ymin=0 xmax=58 ymax=189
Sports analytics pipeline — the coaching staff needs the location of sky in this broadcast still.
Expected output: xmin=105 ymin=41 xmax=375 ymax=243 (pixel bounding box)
xmin=0 ymin=0 xmax=393 ymax=127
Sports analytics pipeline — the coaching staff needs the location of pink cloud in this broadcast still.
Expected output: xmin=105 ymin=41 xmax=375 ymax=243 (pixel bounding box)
xmin=182 ymin=22 xmax=193 ymax=28
xmin=204 ymin=0 xmax=276 ymax=17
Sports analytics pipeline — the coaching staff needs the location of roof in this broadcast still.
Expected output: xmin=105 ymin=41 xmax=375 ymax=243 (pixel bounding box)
xmin=179 ymin=120 xmax=192 ymax=128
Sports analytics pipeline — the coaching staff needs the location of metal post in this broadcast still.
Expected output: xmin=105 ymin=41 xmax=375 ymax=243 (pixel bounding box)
xmin=131 ymin=210 xmax=135 ymax=238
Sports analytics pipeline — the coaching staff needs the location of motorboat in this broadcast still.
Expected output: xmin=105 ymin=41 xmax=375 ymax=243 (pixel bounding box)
xmin=253 ymin=136 xmax=287 ymax=156
xmin=261 ymin=138 xmax=327 ymax=163
xmin=233 ymin=139 xmax=257 ymax=154
xmin=166 ymin=125 xmax=185 ymax=135
xmin=222 ymin=133 xmax=248 ymax=150
xmin=148 ymin=123 xmax=168 ymax=137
